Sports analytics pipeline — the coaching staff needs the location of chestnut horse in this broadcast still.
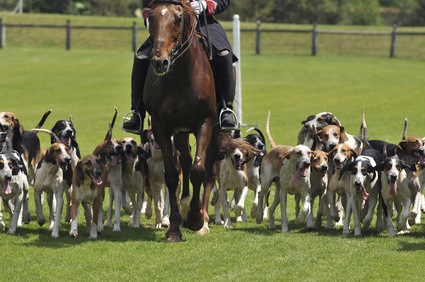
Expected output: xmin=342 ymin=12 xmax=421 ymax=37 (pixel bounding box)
xmin=143 ymin=0 xmax=219 ymax=242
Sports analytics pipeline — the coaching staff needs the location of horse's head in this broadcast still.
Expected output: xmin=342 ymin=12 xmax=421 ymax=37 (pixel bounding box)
xmin=148 ymin=0 xmax=195 ymax=76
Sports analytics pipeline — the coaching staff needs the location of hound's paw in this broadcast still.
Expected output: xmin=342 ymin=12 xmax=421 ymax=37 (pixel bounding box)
xmin=37 ymin=218 xmax=46 ymax=227
xmin=155 ymin=222 xmax=163 ymax=229
xmin=0 ymin=221 xmax=6 ymax=232
xmin=215 ymin=218 xmax=224 ymax=225
xmin=6 ymin=229 xmax=17 ymax=235
xmin=250 ymin=205 xmax=257 ymax=219
xmin=162 ymin=216 xmax=170 ymax=228
xmin=69 ymin=230 xmax=78 ymax=238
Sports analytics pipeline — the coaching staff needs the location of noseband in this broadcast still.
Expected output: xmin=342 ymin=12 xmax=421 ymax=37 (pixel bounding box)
xmin=151 ymin=0 xmax=196 ymax=65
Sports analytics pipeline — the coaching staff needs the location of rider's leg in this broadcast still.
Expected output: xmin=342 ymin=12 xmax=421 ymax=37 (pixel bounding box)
xmin=216 ymin=49 xmax=238 ymax=130
xmin=123 ymin=44 xmax=151 ymax=134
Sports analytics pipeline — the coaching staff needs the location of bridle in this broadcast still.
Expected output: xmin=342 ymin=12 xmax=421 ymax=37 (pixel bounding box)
xmin=150 ymin=0 xmax=197 ymax=65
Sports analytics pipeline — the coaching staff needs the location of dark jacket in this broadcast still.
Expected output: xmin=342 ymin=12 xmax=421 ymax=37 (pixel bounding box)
xmin=142 ymin=0 xmax=232 ymax=52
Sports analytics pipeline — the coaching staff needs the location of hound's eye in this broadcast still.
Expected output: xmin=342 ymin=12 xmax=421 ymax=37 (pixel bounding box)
xmin=0 ymin=162 xmax=4 ymax=169
xmin=85 ymin=161 xmax=92 ymax=166
xmin=361 ymin=169 xmax=367 ymax=175
xmin=8 ymin=162 xmax=13 ymax=169
xmin=333 ymin=133 xmax=338 ymax=137
xmin=317 ymin=118 xmax=323 ymax=122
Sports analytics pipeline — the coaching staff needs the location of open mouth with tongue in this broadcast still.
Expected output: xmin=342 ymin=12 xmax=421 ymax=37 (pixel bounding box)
xmin=125 ymin=152 xmax=134 ymax=163
xmin=389 ymin=177 xmax=397 ymax=197
xmin=293 ymin=167 xmax=309 ymax=184
xmin=91 ymin=174 xmax=103 ymax=186
xmin=60 ymin=136 xmax=72 ymax=146
xmin=0 ymin=178 xmax=12 ymax=195
xmin=232 ymin=157 xmax=243 ymax=170
xmin=355 ymin=182 xmax=369 ymax=200
xmin=110 ymin=154 xmax=121 ymax=166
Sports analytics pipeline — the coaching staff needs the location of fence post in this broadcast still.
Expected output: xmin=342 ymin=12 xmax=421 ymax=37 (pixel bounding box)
xmin=132 ymin=21 xmax=137 ymax=53
xmin=390 ymin=24 xmax=397 ymax=58
xmin=256 ymin=20 xmax=261 ymax=55
xmin=66 ymin=19 xmax=71 ymax=50
xmin=312 ymin=23 xmax=318 ymax=56
xmin=0 ymin=18 xmax=4 ymax=49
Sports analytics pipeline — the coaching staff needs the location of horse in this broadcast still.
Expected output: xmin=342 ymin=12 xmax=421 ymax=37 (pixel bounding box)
xmin=143 ymin=0 xmax=221 ymax=242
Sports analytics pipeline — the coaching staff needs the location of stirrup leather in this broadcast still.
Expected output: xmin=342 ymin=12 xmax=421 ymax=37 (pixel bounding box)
xmin=122 ymin=111 xmax=142 ymax=134
xmin=219 ymin=108 xmax=240 ymax=131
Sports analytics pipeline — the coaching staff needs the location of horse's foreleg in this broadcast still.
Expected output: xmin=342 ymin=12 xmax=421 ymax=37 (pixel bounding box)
xmin=187 ymin=121 xmax=213 ymax=232
xmin=173 ymin=133 xmax=192 ymax=222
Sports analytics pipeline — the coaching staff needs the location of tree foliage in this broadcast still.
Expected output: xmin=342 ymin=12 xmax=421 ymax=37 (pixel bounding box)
xmin=1 ymin=0 xmax=424 ymax=26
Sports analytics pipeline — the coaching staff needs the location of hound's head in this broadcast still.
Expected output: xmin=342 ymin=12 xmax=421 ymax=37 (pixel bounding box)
xmin=397 ymin=136 xmax=425 ymax=166
xmin=0 ymin=150 xmax=22 ymax=195
xmin=302 ymin=112 xmax=341 ymax=135
xmin=120 ymin=137 xmax=138 ymax=163
xmin=282 ymin=145 xmax=312 ymax=184
xmin=316 ymin=125 xmax=349 ymax=152
xmin=220 ymin=136 xmax=258 ymax=171
xmin=75 ymin=155 xmax=103 ymax=187
xmin=380 ymin=155 xmax=406 ymax=197
xmin=46 ymin=142 xmax=72 ymax=171
xmin=311 ymin=150 xmax=328 ymax=178
xmin=51 ymin=119 xmax=77 ymax=147
xmin=329 ymin=143 xmax=357 ymax=170
xmin=347 ymin=155 xmax=378 ymax=200
xmin=0 ymin=112 xmax=24 ymax=142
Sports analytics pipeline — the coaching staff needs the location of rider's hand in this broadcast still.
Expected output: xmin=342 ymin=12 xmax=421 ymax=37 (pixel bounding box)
xmin=190 ymin=0 xmax=207 ymax=15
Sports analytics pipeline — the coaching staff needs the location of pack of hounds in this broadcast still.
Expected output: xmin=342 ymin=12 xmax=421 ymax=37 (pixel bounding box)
xmin=1 ymin=108 xmax=425 ymax=238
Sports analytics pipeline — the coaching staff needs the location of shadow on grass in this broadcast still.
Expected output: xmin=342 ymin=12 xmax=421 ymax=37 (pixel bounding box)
xmin=17 ymin=219 xmax=167 ymax=248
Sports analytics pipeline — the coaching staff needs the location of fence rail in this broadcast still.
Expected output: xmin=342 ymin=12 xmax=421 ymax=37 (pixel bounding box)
xmin=1 ymin=17 xmax=425 ymax=59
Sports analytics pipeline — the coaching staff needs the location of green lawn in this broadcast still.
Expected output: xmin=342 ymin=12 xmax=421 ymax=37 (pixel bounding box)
xmin=1 ymin=19 xmax=425 ymax=281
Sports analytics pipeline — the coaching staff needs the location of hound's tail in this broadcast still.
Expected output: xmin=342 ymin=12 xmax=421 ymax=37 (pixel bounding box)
xmin=33 ymin=109 xmax=52 ymax=130
xmin=359 ymin=107 xmax=368 ymax=141
xmin=402 ymin=118 xmax=408 ymax=140
xmin=266 ymin=111 xmax=277 ymax=149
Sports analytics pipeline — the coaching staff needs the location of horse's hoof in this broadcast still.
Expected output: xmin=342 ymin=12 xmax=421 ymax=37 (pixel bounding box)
xmin=194 ymin=225 xmax=210 ymax=235
xmin=165 ymin=230 xmax=182 ymax=242
xmin=186 ymin=209 xmax=204 ymax=231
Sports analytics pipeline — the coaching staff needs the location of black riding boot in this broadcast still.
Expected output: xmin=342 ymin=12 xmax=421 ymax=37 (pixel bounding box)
xmin=216 ymin=51 xmax=238 ymax=130
xmin=123 ymin=53 xmax=149 ymax=134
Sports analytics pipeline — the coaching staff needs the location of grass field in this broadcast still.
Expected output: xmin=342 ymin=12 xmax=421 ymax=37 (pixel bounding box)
xmin=2 ymin=14 xmax=425 ymax=282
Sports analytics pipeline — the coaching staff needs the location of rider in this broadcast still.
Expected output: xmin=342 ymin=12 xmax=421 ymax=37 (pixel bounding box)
xmin=123 ymin=0 xmax=238 ymax=134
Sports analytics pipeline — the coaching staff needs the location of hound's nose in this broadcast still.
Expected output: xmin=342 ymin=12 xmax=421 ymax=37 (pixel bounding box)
xmin=116 ymin=145 xmax=123 ymax=153
xmin=321 ymin=164 xmax=328 ymax=172
xmin=334 ymin=158 xmax=341 ymax=164
xmin=94 ymin=168 xmax=103 ymax=177
xmin=65 ymin=157 xmax=71 ymax=164
xmin=4 ymin=175 xmax=12 ymax=181
xmin=303 ymin=161 xmax=310 ymax=169
xmin=390 ymin=174 xmax=397 ymax=182
xmin=126 ymin=144 xmax=133 ymax=150
xmin=65 ymin=129 xmax=73 ymax=136
xmin=234 ymin=153 xmax=241 ymax=162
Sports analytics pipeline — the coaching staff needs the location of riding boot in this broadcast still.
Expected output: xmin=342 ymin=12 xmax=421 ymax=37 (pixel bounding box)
xmin=123 ymin=53 xmax=149 ymax=134
xmin=216 ymin=51 xmax=238 ymax=130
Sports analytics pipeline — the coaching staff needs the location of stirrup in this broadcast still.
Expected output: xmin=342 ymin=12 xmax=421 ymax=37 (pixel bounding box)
xmin=122 ymin=111 xmax=142 ymax=135
xmin=219 ymin=108 xmax=240 ymax=131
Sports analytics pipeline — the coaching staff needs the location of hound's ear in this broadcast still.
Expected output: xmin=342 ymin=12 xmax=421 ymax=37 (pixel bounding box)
xmin=316 ymin=129 xmax=323 ymax=141
xmin=350 ymin=148 xmax=358 ymax=160
xmin=279 ymin=149 xmax=293 ymax=163
xmin=75 ymin=161 xmax=84 ymax=186
xmin=141 ymin=130 xmax=148 ymax=144
xmin=44 ymin=146 xmax=55 ymax=164
xmin=339 ymin=126 xmax=349 ymax=143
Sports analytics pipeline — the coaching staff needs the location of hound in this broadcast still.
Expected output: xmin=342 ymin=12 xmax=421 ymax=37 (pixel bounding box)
xmin=296 ymin=149 xmax=330 ymax=229
xmin=243 ymin=128 xmax=267 ymax=218
xmin=69 ymin=154 xmax=104 ymax=239
xmin=344 ymin=149 xmax=384 ymax=236
xmin=380 ymin=152 xmax=413 ymax=236
xmin=95 ymin=138 xmax=123 ymax=231
xmin=327 ymin=143 xmax=358 ymax=229
xmin=142 ymin=127 xmax=175 ymax=229
xmin=256 ymin=112 xmax=292 ymax=224
xmin=120 ymin=137 xmax=146 ymax=228
xmin=271 ymin=144 xmax=313 ymax=232
xmin=297 ymin=112 xmax=341 ymax=149
xmin=33 ymin=140 xmax=71 ymax=238
xmin=0 ymin=111 xmax=50 ymax=183
xmin=0 ymin=150 xmax=29 ymax=234
xmin=214 ymin=135 xmax=258 ymax=228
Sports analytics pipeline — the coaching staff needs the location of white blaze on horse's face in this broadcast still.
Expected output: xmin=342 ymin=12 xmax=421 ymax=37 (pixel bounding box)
xmin=150 ymin=4 xmax=185 ymax=76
